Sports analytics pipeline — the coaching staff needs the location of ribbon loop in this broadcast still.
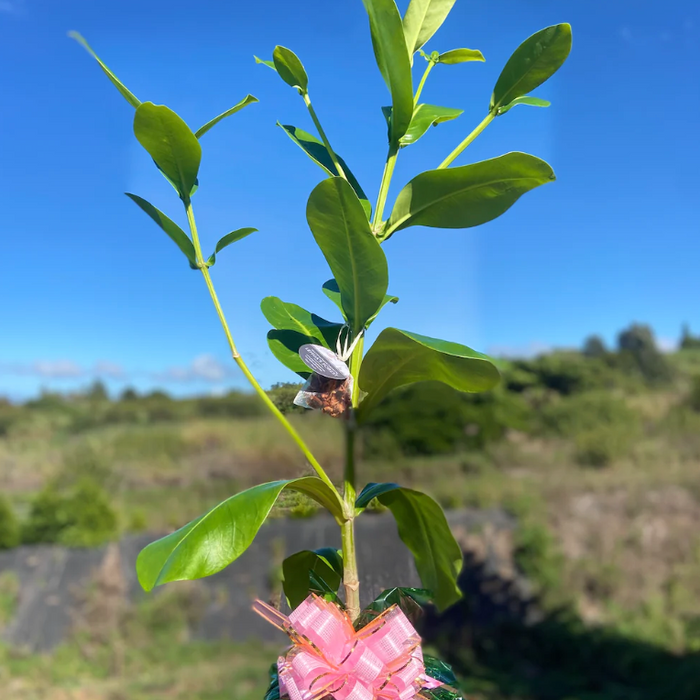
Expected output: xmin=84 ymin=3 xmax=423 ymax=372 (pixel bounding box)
xmin=253 ymin=594 xmax=442 ymax=700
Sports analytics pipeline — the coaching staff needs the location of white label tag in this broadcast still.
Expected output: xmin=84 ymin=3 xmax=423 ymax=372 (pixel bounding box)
xmin=299 ymin=344 xmax=350 ymax=380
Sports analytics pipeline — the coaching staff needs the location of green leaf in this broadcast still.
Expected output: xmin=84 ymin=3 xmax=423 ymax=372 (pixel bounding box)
xmin=438 ymin=48 xmax=485 ymax=65
xmin=125 ymin=193 xmax=197 ymax=266
xmin=356 ymin=482 xmax=404 ymax=509
xmin=282 ymin=548 xmax=343 ymax=609
xmin=497 ymin=95 xmax=551 ymax=115
xmin=195 ymin=95 xmax=259 ymax=139
xmin=136 ymin=477 xmax=344 ymax=592
xmin=254 ymin=56 xmax=276 ymax=70
xmin=402 ymin=0 xmax=457 ymax=57
xmin=490 ymin=24 xmax=572 ymax=112
xmin=355 ymin=586 xmax=433 ymax=629
xmin=322 ymin=279 xmax=397 ymax=326
xmin=400 ymin=104 xmax=463 ymax=147
xmin=361 ymin=0 xmax=414 ymax=143
xmin=272 ymin=46 xmax=309 ymax=93
xmin=206 ymin=228 xmax=257 ymax=266
xmin=384 ymin=152 xmax=555 ymax=238
xmin=261 ymin=297 xmax=343 ymax=349
xmin=306 ymin=178 xmax=388 ymax=333
xmin=357 ymin=484 xmax=463 ymax=611
xmin=267 ymin=330 xmax=316 ymax=378
xmin=133 ymin=103 xmax=201 ymax=200
xmin=278 ymin=124 xmax=371 ymax=218
xmin=357 ymin=328 xmax=500 ymax=421
xmin=68 ymin=31 xmax=141 ymax=108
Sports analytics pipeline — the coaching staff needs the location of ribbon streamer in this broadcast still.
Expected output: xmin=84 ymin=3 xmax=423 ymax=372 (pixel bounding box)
xmin=254 ymin=594 xmax=443 ymax=700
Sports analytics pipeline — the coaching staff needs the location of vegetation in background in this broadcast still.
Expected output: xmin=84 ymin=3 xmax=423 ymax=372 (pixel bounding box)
xmin=1 ymin=326 xmax=700 ymax=698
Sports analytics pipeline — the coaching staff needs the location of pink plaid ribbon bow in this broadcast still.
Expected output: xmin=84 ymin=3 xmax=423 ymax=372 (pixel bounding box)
xmin=253 ymin=594 xmax=443 ymax=700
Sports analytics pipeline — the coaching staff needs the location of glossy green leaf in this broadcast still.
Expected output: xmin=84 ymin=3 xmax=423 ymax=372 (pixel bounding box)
xmin=361 ymin=0 xmax=414 ymax=143
xmin=267 ymin=330 xmax=316 ymax=378
xmin=497 ymin=95 xmax=551 ymax=115
xmin=402 ymin=0 xmax=457 ymax=57
xmin=136 ymin=477 xmax=344 ymax=591
xmin=133 ymin=103 xmax=201 ymax=200
xmin=195 ymin=95 xmax=259 ymax=138
xmin=357 ymin=328 xmax=500 ymax=421
xmin=69 ymin=31 xmax=141 ymax=108
xmin=355 ymin=586 xmax=433 ymax=629
xmin=306 ymin=178 xmax=388 ymax=333
xmin=261 ymin=297 xmax=343 ymax=349
xmin=254 ymin=56 xmax=276 ymax=70
xmin=321 ymin=279 xmax=397 ymax=326
xmin=278 ymin=124 xmax=371 ymax=218
xmin=272 ymin=46 xmax=308 ymax=93
xmin=125 ymin=193 xmax=196 ymax=266
xmin=400 ymin=104 xmax=463 ymax=147
xmin=206 ymin=228 xmax=257 ymax=266
xmin=438 ymin=48 xmax=485 ymax=64
xmin=384 ymin=152 xmax=555 ymax=238
xmin=356 ymin=484 xmax=463 ymax=611
xmin=356 ymin=482 xmax=404 ymax=509
xmin=490 ymin=24 xmax=572 ymax=112
xmin=282 ymin=548 xmax=343 ymax=609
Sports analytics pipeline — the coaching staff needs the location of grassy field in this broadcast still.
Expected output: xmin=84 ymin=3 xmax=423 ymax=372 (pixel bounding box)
xmin=2 ymin=336 xmax=700 ymax=698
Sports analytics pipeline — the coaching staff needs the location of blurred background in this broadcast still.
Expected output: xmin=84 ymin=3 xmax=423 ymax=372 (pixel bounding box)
xmin=1 ymin=0 xmax=700 ymax=698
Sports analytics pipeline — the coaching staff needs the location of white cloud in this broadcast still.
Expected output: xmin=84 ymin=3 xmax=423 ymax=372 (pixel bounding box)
xmin=156 ymin=354 xmax=232 ymax=383
xmin=0 ymin=359 xmax=124 ymax=379
xmin=93 ymin=360 xmax=125 ymax=378
xmin=0 ymin=354 xmax=232 ymax=385
xmin=657 ymin=337 xmax=678 ymax=354
xmin=192 ymin=354 xmax=227 ymax=381
xmin=32 ymin=360 xmax=84 ymax=378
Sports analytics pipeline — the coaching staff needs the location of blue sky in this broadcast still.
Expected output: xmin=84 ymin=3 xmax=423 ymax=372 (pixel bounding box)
xmin=1 ymin=0 xmax=698 ymax=400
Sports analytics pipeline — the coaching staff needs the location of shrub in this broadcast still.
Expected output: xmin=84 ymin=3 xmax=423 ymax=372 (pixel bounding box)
xmin=0 ymin=496 xmax=20 ymax=550
xmin=267 ymin=382 xmax=304 ymax=414
xmin=22 ymin=477 xmax=118 ymax=547
xmin=540 ymin=391 xmax=640 ymax=439
xmin=514 ymin=519 xmax=566 ymax=604
xmin=363 ymin=382 xmax=468 ymax=456
xmin=362 ymin=382 xmax=533 ymax=458
xmin=56 ymin=443 xmax=116 ymax=489
xmin=582 ymin=335 xmax=607 ymax=358
xmin=617 ymin=323 xmax=673 ymax=384
xmin=515 ymin=352 xmax=619 ymax=395
xmin=197 ymin=390 xmax=264 ymax=418
xmin=58 ymin=478 xmax=119 ymax=547
xmin=688 ymin=375 xmax=700 ymax=412
xmin=111 ymin=427 xmax=185 ymax=462
xmin=574 ymin=427 xmax=627 ymax=468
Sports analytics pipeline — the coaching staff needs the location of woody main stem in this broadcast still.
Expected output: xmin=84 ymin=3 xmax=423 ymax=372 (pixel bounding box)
xmin=184 ymin=200 xmax=341 ymax=501
xmin=342 ymin=337 xmax=365 ymax=623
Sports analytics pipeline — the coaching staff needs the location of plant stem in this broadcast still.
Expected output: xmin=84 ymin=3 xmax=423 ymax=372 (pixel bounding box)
xmin=349 ymin=336 xmax=364 ymax=408
xmin=184 ymin=200 xmax=341 ymax=501
xmin=342 ymin=416 xmax=360 ymax=622
xmin=341 ymin=333 xmax=365 ymax=623
xmin=372 ymin=143 xmax=399 ymax=232
xmin=437 ymin=112 xmax=495 ymax=169
xmin=303 ymin=92 xmax=347 ymax=180
xmin=414 ymin=60 xmax=436 ymax=106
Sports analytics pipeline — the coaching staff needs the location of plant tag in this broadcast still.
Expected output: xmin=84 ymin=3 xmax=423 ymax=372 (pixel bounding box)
xmin=299 ymin=344 xmax=350 ymax=380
